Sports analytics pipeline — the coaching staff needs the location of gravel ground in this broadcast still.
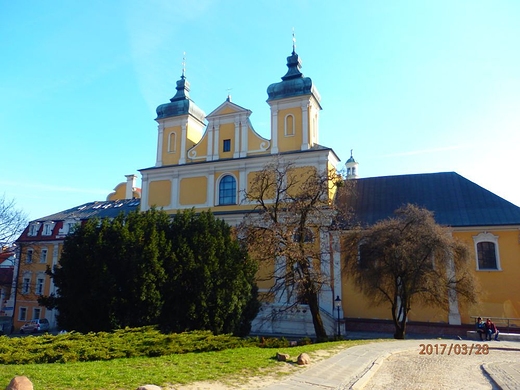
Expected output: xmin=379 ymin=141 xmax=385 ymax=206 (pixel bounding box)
xmin=365 ymin=346 xmax=519 ymax=389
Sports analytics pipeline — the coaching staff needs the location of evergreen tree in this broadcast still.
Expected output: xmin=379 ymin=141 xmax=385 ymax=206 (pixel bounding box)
xmin=41 ymin=208 xmax=258 ymax=335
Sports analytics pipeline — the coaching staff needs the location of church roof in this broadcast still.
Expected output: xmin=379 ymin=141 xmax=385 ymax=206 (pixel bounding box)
xmin=155 ymin=75 xmax=206 ymax=123
xmin=345 ymin=172 xmax=520 ymax=228
xmin=266 ymin=49 xmax=321 ymax=104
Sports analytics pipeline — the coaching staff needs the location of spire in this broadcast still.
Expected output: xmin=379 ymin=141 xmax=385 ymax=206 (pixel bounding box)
xmin=292 ymin=28 xmax=296 ymax=55
xmin=155 ymin=52 xmax=205 ymax=122
xmin=282 ymin=30 xmax=303 ymax=81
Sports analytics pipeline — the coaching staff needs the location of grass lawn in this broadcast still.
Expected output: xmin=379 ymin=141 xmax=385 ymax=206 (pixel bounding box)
xmin=0 ymin=339 xmax=378 ymax=389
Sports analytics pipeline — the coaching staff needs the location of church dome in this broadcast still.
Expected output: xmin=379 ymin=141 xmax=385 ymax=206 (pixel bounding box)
xmin=156 ymin=75 xmax=205 ymax=122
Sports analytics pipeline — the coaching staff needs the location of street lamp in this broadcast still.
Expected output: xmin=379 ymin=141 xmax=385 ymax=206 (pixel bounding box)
xmin=335 ymin=295 xmax=342 ymax=337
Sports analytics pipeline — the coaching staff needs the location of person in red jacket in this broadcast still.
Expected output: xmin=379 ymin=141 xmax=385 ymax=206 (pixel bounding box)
xmin=485 ymin=318 xmax=500 ymax=341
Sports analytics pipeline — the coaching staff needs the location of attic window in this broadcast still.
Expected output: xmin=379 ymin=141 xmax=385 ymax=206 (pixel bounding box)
xmin=28 ymin=223 xmax=40 ymax=236
xmin=223 ymin=139 xmax=231 ymax=152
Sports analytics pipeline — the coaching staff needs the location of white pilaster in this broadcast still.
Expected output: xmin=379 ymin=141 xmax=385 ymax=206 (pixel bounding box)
xmin=446 ymin=250 xmax=462 ymax=325
xmin=179 ymin=122 xmax=187 ymax=165
xmin=171 ymin=174 xmax=179 ymax=209
xmin=207 ymin=169 xmax=215 ymax=207
xmin=301 ymin=102 xmax=309 ymax=151
xmin=233 ymin=119 xmax=240 ymax=158
xmin=240 ymin=117 xmax=248 ymax=157
xmin=271 ymin=105 xmax=279 ymax=154
xmin=156 ymin=123 xmax=164 ymax=167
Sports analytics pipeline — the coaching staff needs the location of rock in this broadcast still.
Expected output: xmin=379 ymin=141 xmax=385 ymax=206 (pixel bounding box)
xmin=276 ymin=352 xmax=290 ymax=361
xmin=5 ymin=376 xmax=33 ymax=390
xmin=297 ymin=352 xmax=310 ymax=365
xmin=136 ymin=386 xmax=161 ymax=390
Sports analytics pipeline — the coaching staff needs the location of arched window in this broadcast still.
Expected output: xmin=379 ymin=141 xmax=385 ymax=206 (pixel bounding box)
xmin=218 ymin=175 xmax=236 ymax=205
xmin=473 ymin=232 xmax=500 ymax=270
xmin=284 ymin=114 xmax=295 ymax=136
xmin=168 ymin=132 xmax=177 ymax=153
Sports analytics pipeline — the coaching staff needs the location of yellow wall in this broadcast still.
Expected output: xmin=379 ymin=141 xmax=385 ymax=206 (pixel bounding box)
xmin=148 ymin=180 xmax=171 ymax=207
xmin=454 ymin=230 xmax=520 ymax=322
xmin=179 ymin=177 xmax=207 ymax=205
xmin=162 ymin=126 xmax=181 ymax=166
xmin=218 ymin=123 xmax=235 ymax=159
xmin=277 ymin=107 xmax=302 ymax=152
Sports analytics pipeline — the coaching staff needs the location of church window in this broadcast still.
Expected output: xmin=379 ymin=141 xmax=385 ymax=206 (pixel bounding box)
xmin=473 ymin=232 xmax=500 ymax=270
xmin=168 ymin=132 xmax=177 ymax=153
xmin=284 ymin=114 xmax=295 ymax=136
xmin=223 ymin=139 xmax=231 ymax=152
xmin=218 ymin=175 xmax=236 ymax=205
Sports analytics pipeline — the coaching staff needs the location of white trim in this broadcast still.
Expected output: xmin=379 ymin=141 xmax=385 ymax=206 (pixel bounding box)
xmin=473 ymin=232 xmax=501 ymax=271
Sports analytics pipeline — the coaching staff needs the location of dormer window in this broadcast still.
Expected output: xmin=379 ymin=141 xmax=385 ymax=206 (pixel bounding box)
xmin=28 ymin=223 xmax=40 ymax=237
xmin=42 ymin=222 xmax=55 ymax=236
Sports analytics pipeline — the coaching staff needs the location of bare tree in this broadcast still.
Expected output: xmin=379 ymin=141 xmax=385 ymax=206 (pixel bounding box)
xmin=343 ymin=204 xmax=478 ymax=339
xmin=0 ymin=195 xmax=28 ymax=245
xmin=239 ymin=157 xmax=350 ymax=339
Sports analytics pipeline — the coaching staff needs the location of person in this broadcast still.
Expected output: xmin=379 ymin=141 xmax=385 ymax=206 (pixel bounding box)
xmin=476 ymin=317 xmax=486 ymax=341
xmin=485 ymin=318 xmax=499 ymax=341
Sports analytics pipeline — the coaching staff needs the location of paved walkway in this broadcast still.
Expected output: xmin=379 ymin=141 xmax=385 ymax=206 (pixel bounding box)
xmin=262 ymin=332 xmax=520 ymax=389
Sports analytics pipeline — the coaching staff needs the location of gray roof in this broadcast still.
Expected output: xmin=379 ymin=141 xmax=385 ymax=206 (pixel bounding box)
xmin=345 ymin=172 xmax=520 ymax=228
xmin=31 ymin=199 xmax=141 ymax=223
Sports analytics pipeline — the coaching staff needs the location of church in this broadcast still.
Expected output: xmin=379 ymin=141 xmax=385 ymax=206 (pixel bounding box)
xmin=13 ymin=46 xmax=520 ymax=336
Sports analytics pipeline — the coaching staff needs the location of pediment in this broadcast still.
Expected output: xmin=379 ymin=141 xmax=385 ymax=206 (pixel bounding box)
xmin=206 ymin=99 xmax=251 ymax=119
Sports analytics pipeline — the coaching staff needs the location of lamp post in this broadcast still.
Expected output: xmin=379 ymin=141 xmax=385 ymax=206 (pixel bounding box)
xmin=335 ymin=295 xmax=342 ymax=337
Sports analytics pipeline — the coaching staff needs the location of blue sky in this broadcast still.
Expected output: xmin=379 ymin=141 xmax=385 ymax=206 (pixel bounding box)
xmin=1 ymin=0 xmax=519 ymax=221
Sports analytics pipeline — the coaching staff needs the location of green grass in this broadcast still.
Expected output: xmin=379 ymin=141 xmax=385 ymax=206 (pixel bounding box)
xmin=0 ymin=339 xmax=378 ymax=389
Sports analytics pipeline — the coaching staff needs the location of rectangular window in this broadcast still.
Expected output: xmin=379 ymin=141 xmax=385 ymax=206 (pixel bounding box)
xmin=26 ymin=249 xmax=33 ymax=263
xmin=43 ymin=224 xmax=53 ymax=236
xmin=19 ymin=307 xmax=27 ymax=321
xmin=28 ymin=224 xmax=39 ymax=236
xmin=22 ymin=278 xmax=30 ymax=294
xmin=40 ymin=249 xmax=48 ymax=263
xmin=477 ymin=242 xmax=498 ymax=270
xmin=36 ymin=278 xmax=44 ymax=295
xmin=223 ymin=139 xmax=231 ymax=152
xmin=33 ymin=308 xmax=41 ymax=320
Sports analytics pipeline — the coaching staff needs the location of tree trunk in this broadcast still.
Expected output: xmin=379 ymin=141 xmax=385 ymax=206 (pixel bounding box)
xmin=307 ymin=291 xmax=328 ymax=341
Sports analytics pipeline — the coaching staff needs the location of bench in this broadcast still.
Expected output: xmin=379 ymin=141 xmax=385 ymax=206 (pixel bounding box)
xmin=467 ymin=330 xmax=520 ymax=342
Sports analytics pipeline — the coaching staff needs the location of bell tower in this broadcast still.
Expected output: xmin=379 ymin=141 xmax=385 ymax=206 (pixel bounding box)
xmin=266 ymin=37 xmax=321 ymax=154
xmin=154 ymin=58 xmax=206 ymax=167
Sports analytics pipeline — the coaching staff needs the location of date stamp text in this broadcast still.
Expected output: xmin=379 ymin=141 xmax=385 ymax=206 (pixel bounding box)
xmin=419 ymin=343 xmax=489 ymax=355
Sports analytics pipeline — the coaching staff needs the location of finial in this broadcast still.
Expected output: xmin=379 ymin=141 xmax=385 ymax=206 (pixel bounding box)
xmin=226 ymin=87 xmax=232 ymax=102
xmin=181 ymin=52 xmax=186 ymax=79
xmin=350 ymin=149 xmax=353 ymax=157
xmin=292 ymin=28 xmax=296 ymax=55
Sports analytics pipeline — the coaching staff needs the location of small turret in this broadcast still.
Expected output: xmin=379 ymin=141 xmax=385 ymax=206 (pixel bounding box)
xmin=346 ymin=150 xmax=359 ymax=179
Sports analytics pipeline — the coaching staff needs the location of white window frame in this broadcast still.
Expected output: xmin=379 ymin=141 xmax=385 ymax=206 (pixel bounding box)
xmin=473 ymin=232 xmax=501 ymax=271
xmin=22 ymin=277 xmax=31 ymax=294
xmin=19 ymin=307 xmax=27 ymax=321
xmin=40 ymin=248 xmax=48 ymax=263
xmin=168 ymin=131 xmax=177 ymax=153
xmin=284 ymin=114 xmax=295 ymax=137
xmin=28 ymin=223 xmax=40 ymax=236
xmin=42 ymin=222 xmax=55 ymax=236
xmin=26 ymin=249 xmax=33 ymax=263
xmin=36 ymin=276 xmax=45 ymax=295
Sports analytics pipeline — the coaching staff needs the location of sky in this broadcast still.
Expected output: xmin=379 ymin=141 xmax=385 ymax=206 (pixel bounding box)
xmin=1 ymin=0 xmax=519 ymax=222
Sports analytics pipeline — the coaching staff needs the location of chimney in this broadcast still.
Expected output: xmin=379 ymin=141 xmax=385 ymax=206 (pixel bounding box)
xmin=125 ymin=174 xmax=137 ymax=199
